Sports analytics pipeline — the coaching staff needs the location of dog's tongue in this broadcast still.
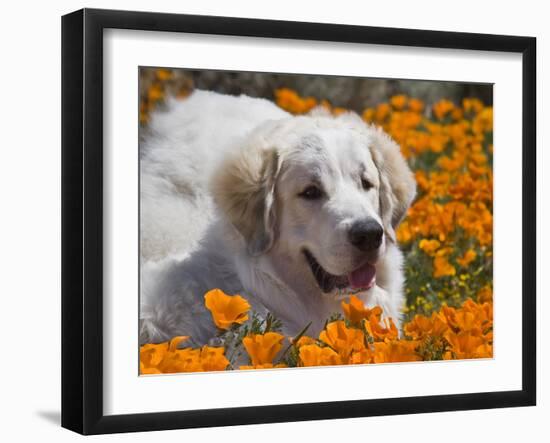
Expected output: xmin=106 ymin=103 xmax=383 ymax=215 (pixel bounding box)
xmin=348 ymin=262 xmax=376 ymax=290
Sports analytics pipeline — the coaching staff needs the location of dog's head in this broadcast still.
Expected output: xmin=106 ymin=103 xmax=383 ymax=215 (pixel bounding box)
xmin=211 ymin=111 xmax=415 ymax=299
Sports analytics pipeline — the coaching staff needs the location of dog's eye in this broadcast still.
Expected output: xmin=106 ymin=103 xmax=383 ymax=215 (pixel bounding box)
xmin=299 ymin=185 xmax=323 ymax=200
xmin=361 ymin=178 xmax=373 ymax=191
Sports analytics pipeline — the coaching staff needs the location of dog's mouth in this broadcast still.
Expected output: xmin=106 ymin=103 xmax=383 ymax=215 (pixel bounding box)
xmin=303 ymin=249 xmax=376 ymax=295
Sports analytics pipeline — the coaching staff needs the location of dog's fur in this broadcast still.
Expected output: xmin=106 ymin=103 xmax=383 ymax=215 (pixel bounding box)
xmin=140 ymin=90 xmax=416 ymax=346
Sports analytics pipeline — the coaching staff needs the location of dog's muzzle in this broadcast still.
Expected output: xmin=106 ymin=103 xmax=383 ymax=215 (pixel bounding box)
xmin=303 ymin=248 xmax=377 ymax=294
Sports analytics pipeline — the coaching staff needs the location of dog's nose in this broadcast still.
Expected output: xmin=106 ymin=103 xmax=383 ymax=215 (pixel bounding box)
xmin=348 ymin=219 xmax=383 ymax=251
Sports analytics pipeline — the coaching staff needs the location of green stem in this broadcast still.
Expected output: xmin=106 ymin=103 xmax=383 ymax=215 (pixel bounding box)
xmin=277 ymin=321 xmax=312 ymax=364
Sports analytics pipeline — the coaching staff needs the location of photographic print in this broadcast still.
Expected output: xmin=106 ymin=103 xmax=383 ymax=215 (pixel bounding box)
xmin=138 ymin=68 xmax=494 ymax=374
xmin=62 ymin=10 xmax=535 ymax=433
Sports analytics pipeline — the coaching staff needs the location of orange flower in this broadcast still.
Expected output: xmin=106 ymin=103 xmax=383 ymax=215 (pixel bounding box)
xmin=341 ymin=295 xmax=382 ymax=324
xmin=461 ymin=299 xmax=493 ymax=330
xmin=362 ymin=108 xmax=375 ymax=122
xmin=432 ymin=99 xmax=455 ymax=120
xmin=408 ymin=98 xmax=425 ymax=113
xmin=444 ymin=331 xmax=493 ymax=359
xmin=140 ymin=341 xmax=230 ymax=374
xmin=348 ymin=348 xmax=374 ymax=365
xmin=293 ymin=336 xmax=316 ymax=347
xmin=156 ymin=348 xmax=202 ymax=373
xmin=456 ymin=249 xmax=477 ymax=267
xmin=451 ymin=108 xmax=464 ymax=121
xmin=372 ymin=341 xmax=421 ymax=363
xmin=147 ymin=83 xmax=164 ymax=102
xmin=471 ymin=152 xmax=488 ymax=165
xmin=404 ymin=112 xmax=422 ymax=127
xmin=274 ymin=88 xmax=317 ymax=114
xmin=438 ymin=153 xmax=465 ymax=172
xmin=463 ymin=98 xmax=484 ymax=114
xmin=418 ymin=238 xmax=441 ymax=255
xmin=197 ymin=347 xmax=231 ymax=372
xmin=472 ymin=108 xmax=493 ymax=134
xmin=140 ymin=342 xmax=169 ymax=369
xmin=375 ymin=103 xmax=391 ymax=122
xmin=204 ymin=289 xmax=250 ymax=329
xmin=433 ymin=255 xmax=456 ymax=278
xmin=477 ymin=285 xmax=493 ymax=304
xmin=404 ymin=313 xmax=448 ymax=340
xmin=155 ymin=68 xmax=173 ymax=81
xmin=140 ymin=362 xmax=161 ymax=375
xmin=139 ymin=102 xmax=150 ymax=125
xmin=468 ymin=162 xmax=488 ymax=177
xmin=242 ymin=332 xmax=285 ymax=366
xmin=364 ymin=316 xmax=399 ymax=342
xmin=414 ymin=170 xmax=430 ymax=190
xmin=396 ymin=220 xmax=413 ymax=243
xmin=428 ymin=133 xmax=450 ymax=153
xmin=332 ymin=107 xmax=347 ymax=116
xmin=168 ymin=335 xmax=190 ymax=351
xmin=440 ymin=300 xmax=492 ymax=340
xmin=299 ymin=344 xmax=342 ymax=367
xmin=319 ymin=321 xmax=366 ymax=362
xmin=390 ymin=94 xmax=408 ymax=110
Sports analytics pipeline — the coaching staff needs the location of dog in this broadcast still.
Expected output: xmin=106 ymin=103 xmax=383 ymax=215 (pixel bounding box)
xmin=139 ymin=90 xmax=416 ymax=346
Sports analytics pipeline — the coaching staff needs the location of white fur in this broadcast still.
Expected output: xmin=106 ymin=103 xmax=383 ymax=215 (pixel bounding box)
xmin=140 ymin=90 xmax=415 ymax=345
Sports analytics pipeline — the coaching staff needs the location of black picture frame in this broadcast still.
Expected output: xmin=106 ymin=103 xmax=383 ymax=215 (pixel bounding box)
xmin=61 ymin=8 xmax=537 ymax=435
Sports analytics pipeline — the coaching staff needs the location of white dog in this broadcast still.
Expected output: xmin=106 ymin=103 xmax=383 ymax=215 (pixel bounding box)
xmin=140 ymin=90 xmax=415 ymax=346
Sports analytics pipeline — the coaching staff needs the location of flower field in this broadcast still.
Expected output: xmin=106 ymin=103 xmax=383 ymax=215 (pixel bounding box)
xmin=139 ymin=70 xmax=493 ymax=373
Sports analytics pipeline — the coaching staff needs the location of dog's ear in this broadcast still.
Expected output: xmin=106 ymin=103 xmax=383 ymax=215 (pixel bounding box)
xmin=211 ymin=145 xmax=281 ymax=256
xmin=370 ymin=127 xmax=416 ymax=243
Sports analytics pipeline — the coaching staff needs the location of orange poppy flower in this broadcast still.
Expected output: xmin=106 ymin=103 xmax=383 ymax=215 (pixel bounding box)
xmin=444 ymin=331 xmax=493 ymax=359
xmin=440 ymin=300 xmax=492 ymax=341
xmin=140 ymin=362 xmax=161 ymax=375
xmin=396 ymin=220 xmax=413 ymax=243
xmin=140 ymin=342 xmax=230 ymax=374
xmin=472 ymin=108 xmax=493 ymax=134
xmin=419 ymin=239 xmax=441 ymax=255
xmin=140 ymin=342 xmax=169 ymax=369
xmin=149 ymin=347 xmax=195 ymax=373
xmin=456 ymin=249 xmax=477 ymax=267
xmin=155 ymin=68 xmax=173 ymax=81
xmin=364 ymin=316 xmax=399 ymax=342
xmin=404 ymin=313 xmax=448 ymax=340
xmin=408 ymin=98 xmax=425 ymax=113
xmin=372 ymin=341 xmax=421 ymax=363
xmin=293 ymin=336 xmax=316 ymax=347
xmin=168 ymin=335 xmax=190 ymax=351
xmin=242 ymin=332 xmax=285 ymax=366
xmin=477 ymin=286 xmax=493 ymax=304
xmin=147 ymin=83 xmax=164 ymax=102
xmin=390 ymin=94 xmax=408 ymax=110
xmin=299 ymin=344 xmax=342 ymax=367
xmin=463 ymin=98 xmax=484 ymax=114
xmin=341 ymin=295 xmax=382 ymax=324
xmin=204 ymin=289 xmax=251 ymax=329
xmin=375 ymin=103 xmax=391 ymax=122
xmin=198 ymin=346 xmax=231 ymax=372
xmin=432 ymin=99 xmax=455 ymax=120
xmin=433 ymin=255 xmax=456 ymax=278
xmin=274 ymin=88 xmax=317 ymax=114
xmin=319 ymin=321 xmax=366 ymax=362
xmin=362 ymin=108 xmax=375 ymax=122
xmin=349 ymin=347 xmax=374 ymax=365
xmin=461 ymin=299 xmax=493 ymax=329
